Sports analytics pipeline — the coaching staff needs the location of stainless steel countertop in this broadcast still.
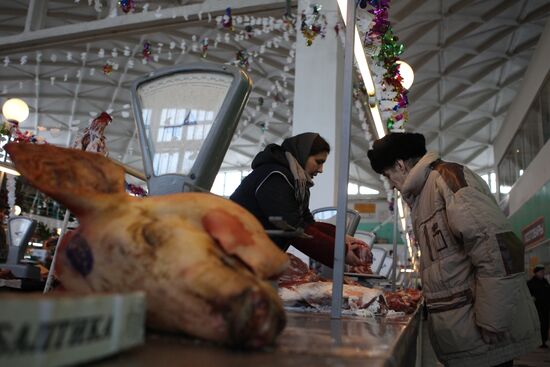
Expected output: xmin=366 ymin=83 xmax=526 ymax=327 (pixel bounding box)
xmin=90 ymin=310 xmax=420 ymax=367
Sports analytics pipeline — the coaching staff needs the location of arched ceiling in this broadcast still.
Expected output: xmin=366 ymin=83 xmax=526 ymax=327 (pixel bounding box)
xmin=0 ymin=0 xmax=549 ymax=195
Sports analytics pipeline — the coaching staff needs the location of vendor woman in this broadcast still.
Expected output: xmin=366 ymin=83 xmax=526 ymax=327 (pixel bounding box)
xmin=230 ymin=132 xmax=371 ymax=268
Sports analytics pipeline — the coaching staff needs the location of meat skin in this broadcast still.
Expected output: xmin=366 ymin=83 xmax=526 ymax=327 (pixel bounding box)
xmin=6 ymin=142 xmax=289 ymax=348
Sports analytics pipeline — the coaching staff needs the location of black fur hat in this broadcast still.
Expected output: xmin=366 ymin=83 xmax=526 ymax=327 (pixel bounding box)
xmin=367 ymin=133 xmax=427 ymax=174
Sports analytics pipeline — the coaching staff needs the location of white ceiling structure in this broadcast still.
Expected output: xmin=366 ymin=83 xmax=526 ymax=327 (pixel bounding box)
xmin=0 ymin=0 xmax=549 ymax=195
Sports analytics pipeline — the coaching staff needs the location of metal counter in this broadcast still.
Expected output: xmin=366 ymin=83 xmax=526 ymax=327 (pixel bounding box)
xmin=91 ymin=310 xmax=420 ymax=367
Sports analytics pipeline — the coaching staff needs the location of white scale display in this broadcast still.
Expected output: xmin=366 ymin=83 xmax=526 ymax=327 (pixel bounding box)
xmin=137 ymin=72 xmax=233 ymax=177
xmin=8 ymin=217 xmax=35 ymax=249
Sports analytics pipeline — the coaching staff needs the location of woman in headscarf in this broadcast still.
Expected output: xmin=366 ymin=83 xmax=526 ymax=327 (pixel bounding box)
xmin=230 ymin=132 xmax=371 ymax=268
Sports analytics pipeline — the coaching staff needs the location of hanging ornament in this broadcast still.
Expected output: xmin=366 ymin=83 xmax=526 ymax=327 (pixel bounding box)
xmin=201 ymin=38 xmax=209 ymax=58
xmin=142 ymin=40 xmax=152 ymax=60
xmin=102 ymin=62 xmax=113 ymax=75
xmin=300 ymin=4 xmax=327 ymax=46
xmin=126 ymin=182 xmax=147 ymax=197
xmin=118 ymin=0 xmax=135 ymax=14
xmin=6 ymin=175 xmax=16 ymax=217
xmin=245 ymin=25 xmax=254 ymax=38
xmin=72 ymin=112 xmax=112 ymax=155
xmin=236 ymin=50 xmax=249 ymax=68
xmin=222 ymin=7 xmax=234 ymax=31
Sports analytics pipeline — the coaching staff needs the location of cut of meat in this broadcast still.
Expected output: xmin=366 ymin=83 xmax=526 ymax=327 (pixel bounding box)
xmin=280 ymin=281 xmax=387 ymax=316
xmin=6 ymin=142 xmax=289 ymax=349
xmin=278 ymin=255 xmax=386 ymax=316
xmin=278 ymin=254 xmax=321 ymax=287
xmin=384 ymin=289 xmax=422 ymax=314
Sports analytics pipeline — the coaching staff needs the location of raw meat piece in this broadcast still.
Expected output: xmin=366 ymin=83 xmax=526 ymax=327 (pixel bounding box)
xmin=6 ymin=142 xmax=289 ymax=348
xmin=384 ymin=289 xmax=422 ymax=314
xmin=280 ymin=281 xmax=387 ymax=315
xmin=278 ymin=253 xmax=321 ymax=287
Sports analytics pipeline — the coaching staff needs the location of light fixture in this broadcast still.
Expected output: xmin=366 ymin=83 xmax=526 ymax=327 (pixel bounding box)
xmin=13 ymin=205 xmax=21 ymax=216
xmin=396 ymin=61 xmax=414 ymax=90
xmin=336 ymin=0 xmax=385 ymax=138
xmin=2 ymin=98 xmax=29 ymax=124
xmin=370 ymin=105 xmax=386 ymax=139
xmin=0 ymin=161 xmax=20 ymax=176
xmin=336 ymin=0 xmax=376 ymax=95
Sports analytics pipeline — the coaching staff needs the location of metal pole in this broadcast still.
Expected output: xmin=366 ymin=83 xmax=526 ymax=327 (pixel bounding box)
xmin=43 ymin=208 xmax=71 ymax=293
xmin=331 ymin=0 xmax=356 ymax=319
xmin=391 ymin=189 xmax=399 ymax=291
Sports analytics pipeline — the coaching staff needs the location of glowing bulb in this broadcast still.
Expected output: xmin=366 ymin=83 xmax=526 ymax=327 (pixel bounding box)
xmin=13 ymin=205 xmax=21 ymax=216
xmin=396 ymin=61 xmax=414 ymax=90
xmin=2 ymin=98 xmax=29 ymax=124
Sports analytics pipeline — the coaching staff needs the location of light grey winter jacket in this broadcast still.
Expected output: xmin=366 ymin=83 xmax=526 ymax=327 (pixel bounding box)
xmin=402 ymin=152 xmax=540 ymax=367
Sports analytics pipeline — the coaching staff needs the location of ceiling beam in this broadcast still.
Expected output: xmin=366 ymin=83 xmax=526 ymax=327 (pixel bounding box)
xmin=444 ymin=0 xmax=516 ymax=47
xmin=0 ymin=0 xmax=290 ymax=55
xmin=24 ymin=0 xmax=48 ymax=32
xmin=463 ymin=145 xmax=489 ymax=165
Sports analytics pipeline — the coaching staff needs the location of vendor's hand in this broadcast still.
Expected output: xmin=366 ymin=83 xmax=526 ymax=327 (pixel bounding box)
xmin=345 ymin=236 xmax=373 ymax=264
xmin=345 ymin=237 xmax=373 ymax=266
xmin=345 ymin=243 xmax=363 ymax=266
xmin=479 ymin=327 xmax=506 ymax=344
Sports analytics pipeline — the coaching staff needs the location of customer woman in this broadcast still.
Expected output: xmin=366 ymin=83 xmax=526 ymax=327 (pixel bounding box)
xmin=230 ymin=132 xmax=371 ymax=268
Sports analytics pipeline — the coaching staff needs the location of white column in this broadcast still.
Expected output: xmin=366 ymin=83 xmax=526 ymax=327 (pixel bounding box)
xmin=292 ymin=0 xmax=344 ymax=210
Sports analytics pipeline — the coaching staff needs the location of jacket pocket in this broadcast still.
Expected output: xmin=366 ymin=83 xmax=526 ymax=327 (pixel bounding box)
xmin=428 ymin=304 xmax=486 ymax=356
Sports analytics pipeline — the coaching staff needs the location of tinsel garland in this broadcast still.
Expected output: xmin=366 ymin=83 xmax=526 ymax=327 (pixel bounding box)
xmin=6 ymin=174 xmax=16 ymax=217
xmin=360 ymin=0 xmax=409 ymax=131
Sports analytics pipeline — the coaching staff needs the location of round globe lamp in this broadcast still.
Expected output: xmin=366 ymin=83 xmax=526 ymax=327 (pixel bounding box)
xmin=396 ymin=61 xmax=414 ymax=90
xmin=2 ymin=98 xmax=29 ymax=124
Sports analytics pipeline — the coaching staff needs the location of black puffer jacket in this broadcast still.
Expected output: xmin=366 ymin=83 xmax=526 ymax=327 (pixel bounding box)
xmin=230 ymin=144 xmax=314 ymax=249
xmin=230 ymin=143 xmax=338 ymax=267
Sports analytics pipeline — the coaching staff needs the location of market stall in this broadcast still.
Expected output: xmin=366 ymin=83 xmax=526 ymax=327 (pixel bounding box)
xmin=0 ymin=1 xmax=425 ymax=366
xmin=92 ymin=311 xmax=421 ymax=367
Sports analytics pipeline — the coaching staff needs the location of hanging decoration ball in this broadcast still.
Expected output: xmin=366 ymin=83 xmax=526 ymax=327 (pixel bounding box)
xmin=118 ymin=0 xmax=135 ymax=14
xmin=102 ymin=63 xmax=113 ymax=75
xmin=201 ymin=38 xmax=209 ymax=58
xmin=142 ymin=41 xmax=152 ymax=60
xmin=222 ymin=7 xmax=234 ymax=31
xmin=236 ymin=50 xmax=249 ymax=68
xmin=300 ymin=4 xmax=327 ymax=46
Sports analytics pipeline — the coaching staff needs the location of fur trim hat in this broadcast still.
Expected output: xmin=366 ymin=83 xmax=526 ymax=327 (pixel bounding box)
xmin=367 ymin=132 xmax=427 ymax=174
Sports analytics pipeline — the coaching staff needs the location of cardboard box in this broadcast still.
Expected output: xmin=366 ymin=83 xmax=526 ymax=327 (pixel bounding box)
xmin=0 ymin=292 xmax=145 ymax=367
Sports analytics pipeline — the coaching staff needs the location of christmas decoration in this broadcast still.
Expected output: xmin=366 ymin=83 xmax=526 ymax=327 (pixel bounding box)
xmin=358 ymin=0 xmax=409 ymax=131
xmin=236 ymin=50 xmax=249 ymax=67
xmin=142 ymin=40 xmax=152 ymax=61
xmin=300 ymin=4 xmax=327 ymax=46
xmin=201 ymin=38 xmax=209 ymax=58
xmin=72 ymin=112 xmax=112 ymax=156
xmin=222 ymin=7 xmax=233 ymax=31
xmin=102 ymin=62 xmax=113 ymax=75
xmin=126 ymin=182 xmax=148 ymax=197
